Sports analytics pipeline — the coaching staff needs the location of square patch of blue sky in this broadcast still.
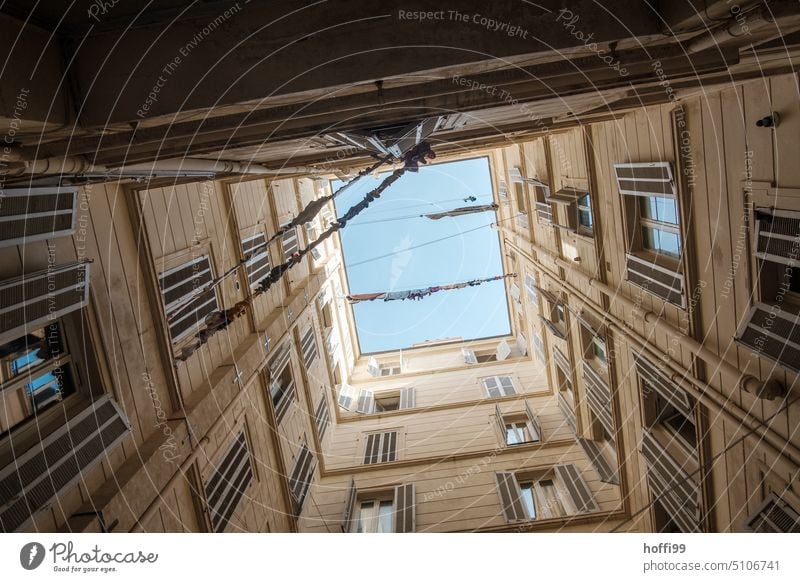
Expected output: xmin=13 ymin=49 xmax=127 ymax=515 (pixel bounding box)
xmin=332 ymin=156 xmax=510 ymax=353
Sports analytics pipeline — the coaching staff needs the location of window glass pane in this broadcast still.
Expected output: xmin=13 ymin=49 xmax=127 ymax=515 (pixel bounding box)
xmin=519 ymin=482 xmax=536 ymax=519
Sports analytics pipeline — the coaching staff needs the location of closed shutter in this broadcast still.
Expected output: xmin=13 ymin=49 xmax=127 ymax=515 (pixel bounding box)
xmin=558 ymin=392 xmax=577 ymax=433
xmin=495 ymin=404 xmax=508 ymax=445
xmin=495 ymin=472 xmax=526 ymax=522
xmin=625 ymin=253 xmax=685 ymax=307
xmin=554 ymin=464 xmax=598 ymax=513
xmin=633 ymin=353 xmax=693 ymax=418
xmin=341 ymin=478 xmax=358 ymax=532
xmin=754 ymin=208 xmax=800 ymax=266
xmin=241 ymin=232 xmax=271 ymax=289
xmin=205 ymin=431 xmax=254 ymax=532
xmin=0 ymin=186 xmax=78 ymax=248
xmin=582 ymin=361 xmax=615 ymax=440
xmin=300 ymin=326 xmax=318 ymax=368
xmin=0 ymin=395 xmax=130 ymax=532
xmin=524 ymin=273 xmax=538 ymax=305
xmin=336 ymin=383 xmax=358 ymax=411
xmin=280 ymin=225 xmax=299 ymax=259
xmin=288 ymin=443 xmax=316 ymax=516
xmin=524 ymin=401 xmax=541 ymax=442
xmin=160 ymin=255 xmax=218 ymax=342
xmin=640 ymin=430 xmax=701 ymax=532
xmin=394 ymin=483 xmax=415 ymax=533
xmin=363 ymin=431 xmax=398 ymax=464
xmin=399 ymin=386 xmax=415 ymax=409
xmin=0 ymin=261 xmax=91 ymax=346
xmin=744 ymin=495 xmax=800 ymax=533
xmin=367 ymin=356 xmax=380 ymax=377
xmin=496 ymin=340 xmax=511 ymax=361
xmin=577 ymin=438 xmax=618 ymax=485
xmin=356 ymin=389 xmax=375 ymax=414
xmin=736 ymin=302 xmax=800 ymax=373
xmin=314 ymin=396 xmax=331 ymax=441
xmin=462 ymin=347 xmax=478 ymax=364
xmin=613 ymin=162 xmax=675 ymax=197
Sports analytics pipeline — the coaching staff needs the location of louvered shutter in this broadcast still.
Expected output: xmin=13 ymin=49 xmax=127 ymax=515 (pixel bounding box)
xmin=356 ymin=389 xmax=375 ymax=414
xmin=241 ymin=232 xmax=271 ymax=289
xmin=483 ymin=377 xmax=501 ymax=398
xmin=336 ymin=383 xmax=358 ymax=411
xmin=0 ymin=261 xmax=91 ymax=345
xmin=633 ymin=353 xmax=693 ymax=417
xmin=0 ymin=395 xmax=130 ymax=532
xmin=367 ymin=357 xmax=380 ymax=377
xmin=754 ymin=208 xmax=800 ymax=266
xmin=341 ymin=478 xmax=358 ymax=532
xmin=160 ymin=255 xmax=218 ymax=342
xmin=288 ymin=444 xmax=315 ymax=516
xmin=744 ymin=495 xmax=800 ymax=533
xmin=582 ymin=362 xmax=614 ymax=440
xmin=495 ymin=472 xmax=525 ymax=522
xmin=314 ymin=396 xmax=331 ymax=441
xmin=495 ymin=404 xmax=508 ymax=446
xmin=625 ymin=253 xmax=685 ymax=307
xmin=577 ymin=438 xmax=618 ymax=485
xmin=496 ymin=340 xmax=511 ymax=361
xmin=399 ymin=386 xmax=415 ymax=409
xmin=205 ymin=431 xmax=254 ymax=532
xmin=524 ymin=401 xmax=541 ymax=442
xmin=462 ymin=347 xmax=478 ymax=364
xmin=613 ymin=162 xmax=675 ymax=197
xmin=394 ymin=483 xmax=415 ymax=533
xmin=0 ymin=186 xmax=78 ymax=248
xmin=554 ymin=464 xmax=598 ymax=513
xmin=516 ymin=333 xmax=528 ymax=356
xmin=736 ymin=302 xmax=800 ymax=373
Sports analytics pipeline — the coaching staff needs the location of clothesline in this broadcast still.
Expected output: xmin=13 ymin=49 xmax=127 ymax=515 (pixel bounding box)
xmin=346 ymin=273 xmax=517 ymax=304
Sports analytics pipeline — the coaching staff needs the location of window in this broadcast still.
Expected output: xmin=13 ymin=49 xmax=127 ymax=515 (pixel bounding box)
xmin=241 ymin=232 xmax=271 ymax=290
xmin=299 ymin=326 xmax=318 ymax=368
xmin=0 ymin=186 xmax=78 ymax=248
xmin=344 ymin=482 xmax=415 ymax=533
xmin=204 ymin=431 xmax=254 ymax=532
xmin=483 ymin=376 xmax=516 ymax=398
xmin=159 ymin=255 xmax=219 ymax=343
xmin=288 ymin=442 xmax=316 ymax=515
xmin=280 ymin=224 xmax=300 ymax=260
xmin=363 ymin=431 xmax=398 ymax=464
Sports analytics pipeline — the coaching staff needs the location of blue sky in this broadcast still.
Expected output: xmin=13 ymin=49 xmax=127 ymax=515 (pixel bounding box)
xmin=332 ymin=156 xmax=510 ymax=353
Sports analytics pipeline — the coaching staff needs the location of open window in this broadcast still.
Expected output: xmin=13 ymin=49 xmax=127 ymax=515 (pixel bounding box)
xmin=614 ymin=162 xmax=685 ymax=307
xmin=495 ymin=401 xmax=541 ymax=446
xmin=342 ymin=480 xmax=415 ymax=533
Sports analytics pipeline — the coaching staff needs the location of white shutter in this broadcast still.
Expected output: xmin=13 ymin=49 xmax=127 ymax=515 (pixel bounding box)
xmin=496 ymin=340 xmax=511 ymax=361
xmin=0 ymin=186 xmax=78 ymax=248
xmin=613 ymin=162 xmax=675 ymax=198
xmin=356 ymin=389 xmax=375 ymax=414
xmin=515 ymin=333 xmax=528 ymax=356
xmin=367 ymin=356 xmax=381 ymax=377
xmin=336 ymin=383 xmax=358 ymax=411
xmin=495 ymin=472 xmax=525 ymax=522
xmin=399 ymin=386 xmax=415 ymax=409
xmin=462 ymin=347 xmax=478 ymax=364
xmin=394 ymin=483 xmax=415 ymax=533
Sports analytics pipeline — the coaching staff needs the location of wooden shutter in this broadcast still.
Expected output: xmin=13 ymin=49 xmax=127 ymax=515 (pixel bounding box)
xmin=337 ymin=383 xmax=357 ymax=411
xmin=300 ymin=326 xmax=318 ymax=368
xmin=582 ymin=361 xmax=615 ymax=440
xmin=496 ymin=340 xmax=511 ymax=361
xmin=736 ymin=302 xmax=800 ymax=373
xmin=495 ymin=472 xmax=526 ymax=522
xmin=744 ymin=495 xmax=800 ymax=533
xmin=524 ymin=401 xmax=541 ymax=442
xmin=0 ymin=395 xmax=130 ymax=532
xmin=633 ymin=353 xmax=693 ymax=417
xmin=613 ymin=162 xmax=675 ymax=197
xmin=314 ymin=396 xmax=331 ymax=441
xmin=399 ymin=386 xmax=415 ymax=409
xmin=0 ymin=186 xmax=78 ymax=248
xmin=160 ymin=255 xmax=218 ymax=342
xmin=625 ymin=253 xmax=685 ymax=307
xmin=341 ymin=478 xmax=358 ymax=532
xmin=754 ymin=208 xmax=800 ymax=266
xmin=462 ymin=347 xmax=478 ymax=364
xmin=394 ymin=483 xmax=415 ymax=533
xmin=0 ymin=261 xmax=91 ymax=346
xmin=367 ymin=356 xmax=380 ymax=377
xmin=363 ymin=431 xmax=398 ymax=464
xmin=356 ymin=389 xmax=375 ymax=414
xmin=205 ymin=431 xmax=254 ymax=532
xmin=241 ymin=232 xmax=271 ymax=289
xmin=558 ymin=392 xmax=577 ymax=433
xmin=495 ymin=404 xmax=508 ymax=446
xmin=554 ymin=464 xmax=598 ymax=513
xmin=577 ymin=438 xmax=618 ymax=485
xmin=640 ymin=430 xmax=701 ymax=532
xmin=288 ymin=443 xmax=316 ymax=516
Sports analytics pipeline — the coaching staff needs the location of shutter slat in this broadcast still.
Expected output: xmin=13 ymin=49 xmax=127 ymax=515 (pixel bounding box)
xmin=554 ymin=464 xmax=598 ymax=513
